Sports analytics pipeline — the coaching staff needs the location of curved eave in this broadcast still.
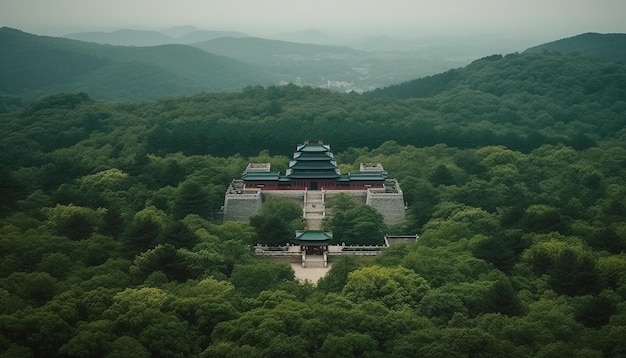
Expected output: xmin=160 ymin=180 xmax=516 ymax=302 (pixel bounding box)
xmin=295 ymin=230 xmax=333 ymax=243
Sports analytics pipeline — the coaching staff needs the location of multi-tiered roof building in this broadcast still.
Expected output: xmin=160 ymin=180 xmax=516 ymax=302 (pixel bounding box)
xmin=223 ymin=142 xmax=405 ymax=226
xmin=241 ymin=142 xmax=387 ymax=190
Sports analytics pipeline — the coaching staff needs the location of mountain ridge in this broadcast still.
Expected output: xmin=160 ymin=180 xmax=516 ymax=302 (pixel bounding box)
xmin=4 ymin=28 xmax=624 ymax=102
xmin=0 ymin=27 xmax=273 ymax=101
xmin=525 ymin=32 xmax=626 ymax=63
xmin=369 ymin=33 xmax=626 ymax=99
xmin=64 ymin=28 xmax=249 ymax=46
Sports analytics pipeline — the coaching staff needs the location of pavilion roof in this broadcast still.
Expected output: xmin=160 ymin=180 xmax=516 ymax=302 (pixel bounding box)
xmin=348 ymin=173 xmax=386 ymax=181
xmin=286 ymin=171 xmax=340 ymax=179
xmin=289 ymin=160 xmax=338 ymax=170
xmin=296 ymin=143 xmax=331 ymax=152
xmin=295 ymin=230 xmax=333 ymax=246
xmin=293 ymin=152 xmax=334 ymax=160
xmin=241 ymin=171 xmax=280 ymax=181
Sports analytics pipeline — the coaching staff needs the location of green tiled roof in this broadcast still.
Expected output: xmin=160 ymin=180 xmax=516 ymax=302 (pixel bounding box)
xmin=295 ymin=230 xmax=333 ymax=245
xmin=286 ymin=143 xmax=340 ymax=179
xmin=348 ymin=173 xmax=386 ymax=181
xmin=286 ymin=171 xmax=340 ymax=179
xmin=289 ymin=161 xmax=338 ymax=170
xmin=241 ymin=143 xmax=387 ymax=185
xmin=297 ymin=143 xmax=331 ymax=152
xmin=294 ymin=152 xmax=334 ymax=160
xmin=242 ymin=172 xmax=280 ymax=181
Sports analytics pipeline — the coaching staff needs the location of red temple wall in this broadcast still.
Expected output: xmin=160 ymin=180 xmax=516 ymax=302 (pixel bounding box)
xmin=244 ymin=180 xmax=384 ymax=191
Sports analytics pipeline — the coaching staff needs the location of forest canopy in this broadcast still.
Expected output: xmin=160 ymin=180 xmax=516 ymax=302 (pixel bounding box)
xmin=1 ymin=51 xmax=625 ymax=357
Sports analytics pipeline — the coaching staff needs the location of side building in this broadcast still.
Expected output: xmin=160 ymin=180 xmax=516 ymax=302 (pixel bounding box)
xmin=222 ymin=142 xmax=406 ymax=225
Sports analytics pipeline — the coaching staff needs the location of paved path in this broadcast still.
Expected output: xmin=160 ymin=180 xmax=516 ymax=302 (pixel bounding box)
xmin=291 ymin=263 xmax=331 ymax=284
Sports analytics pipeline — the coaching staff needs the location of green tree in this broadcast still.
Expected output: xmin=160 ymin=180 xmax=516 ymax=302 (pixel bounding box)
xmin=472 ymin=230 xmax=528 ymax=273
xmin=403 ymin=178 xmax=440 ymax=231
xmin=419 ymin=203 xmax=499 ymax=247
xmin=106 ymin=336 xmax=149 ymax=358
xmin=250 ymin=197 xmax=303 ymax=246
xmin=59 ymin=320 xmax=116 ymax=357
xmin=342 ymin=265 xmax=430 ymax=310
xmin=230 ymin=261 xmax=294 ymax=296
xmin=156 ymin=220 xmax=197 ymax=249
xmin=325 ymin=195 xmax=386 ymax=245
xmin=173 ymin=180 xmax=211 ymax=219
xmin=485 ymin=276 xmax=523 ymax=316
xmin=129 ymin=244 xmax=189 ymax=282
xmin=36 ymin=252 xmax=74 ymax=280
xmin=123 ymin=206 xmax=167 ymax=254
xmin=1 ymin=272 xmax=58 ymax=305
xmin=12 ymin=307 xmax=74 ymax=357
xmin=103 ymin=287 xmax=199 ymax=357
xmin=317 ymin=255 xmax=362 ymax=293
xmin=430 ymin=164 xmax=454 ymax=186
xmin=518 ymin=204 xmax=566 ymax=234
xmin=44 ymin=204 xmax=106 ymax=240
xmin=419 ymin=289 xmax=468 ymax=324
xmin=317 ymin=333 xmax=379 ymax=358
xmin=549 ymin=249 xmax=599 ymax=296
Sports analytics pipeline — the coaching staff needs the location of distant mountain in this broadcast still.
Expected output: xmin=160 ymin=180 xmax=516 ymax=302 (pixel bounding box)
xmin=274 ymin=28 xmax=337 ymax=45
xmin=192 ymin=36 xmax=372 ymax=88
xmin=64 ymin=28 xmax=250 ymax=47
xmin=369 ymin=33 xmax=626 ymax=99
xmin=0 ymin=27 xmax=275 ymax=101
xmin=367 ymin=50 xmax=626 ymax=101
xmin=194 ymin=36 xmax=362 ymax=64
xmin=162 ymin=25 xmax=199 ymax=38
xmin=525 ymin=32 xmax=626 ymax=63
xmin=64 ymin=29 xmax=174 ymax=46
xmin=176 ymin=30 xmax=249 ymax=44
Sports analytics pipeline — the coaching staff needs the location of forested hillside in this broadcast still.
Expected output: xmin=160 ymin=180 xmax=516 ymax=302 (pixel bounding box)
xmin=0 ymin=28 xmax=273 ymax=101
xmin=525 ymin=32 xmax=626 ymax=63
xmin=1 ymin=50 xmax=626 ymax=357
xmin=191 ymin=36 xmax=470 ymax=92
xmin=1 ymin=27 xmax=474 ymax=100
xmin=192 ymin=37 xmax=362 ymax=85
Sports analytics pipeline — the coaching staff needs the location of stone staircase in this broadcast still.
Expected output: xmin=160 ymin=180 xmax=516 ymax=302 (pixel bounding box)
xmin=303 ymin=190 xmax=325 ymax=230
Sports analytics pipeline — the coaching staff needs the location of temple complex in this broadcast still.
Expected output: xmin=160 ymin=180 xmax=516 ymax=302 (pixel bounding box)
xmin=223 ymin=142 xmax=406 ymax=266
xmin=240 ymin=142 xmax=388 ymax=190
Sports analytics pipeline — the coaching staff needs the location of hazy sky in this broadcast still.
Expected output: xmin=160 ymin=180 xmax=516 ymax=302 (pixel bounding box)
xmin=1 ymin=0 xmax=625 ymax=41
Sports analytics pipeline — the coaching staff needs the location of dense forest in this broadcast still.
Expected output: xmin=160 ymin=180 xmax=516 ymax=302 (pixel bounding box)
xmin=525 ymin=32 xmax=626 ymax=63
xmin=1 ymin=49 xmax=626 ymax=357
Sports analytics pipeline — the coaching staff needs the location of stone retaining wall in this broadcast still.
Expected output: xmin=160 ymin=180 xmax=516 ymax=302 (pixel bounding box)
xmin=366 ymin=189 xmax=406 ymax=225
xmin=222 ymin=191 xmax=262 ymax=221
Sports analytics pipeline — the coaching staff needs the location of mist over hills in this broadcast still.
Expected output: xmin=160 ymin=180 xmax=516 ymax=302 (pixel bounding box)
xmin=274 ymin=28 xmax=337 ymax=45
xmin=0 ymin=27 xmax=272 ymax=101
xmin=370 ymin=32 xmax=626 ymax=99
xmin=1 ymin=27 xmax=492 ymax=100
xmin=191 ymin=37 xmax=368 ymax=87
xmin=2 ymin=26 xmax=625 ymax=102
xmin=64 ymin=26 xmax=249 ymax=46
xmin=63 ymin=29 xmax=173 ymax=46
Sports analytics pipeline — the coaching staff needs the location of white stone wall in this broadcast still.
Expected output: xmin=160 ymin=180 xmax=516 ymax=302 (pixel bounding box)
xmin=223 ymin=188 xmax=406 ymax=226
xmin=366 ymin=189 xmax=406 ymax=225
xmin=222 ymin=191 xmax=263 ymax=221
